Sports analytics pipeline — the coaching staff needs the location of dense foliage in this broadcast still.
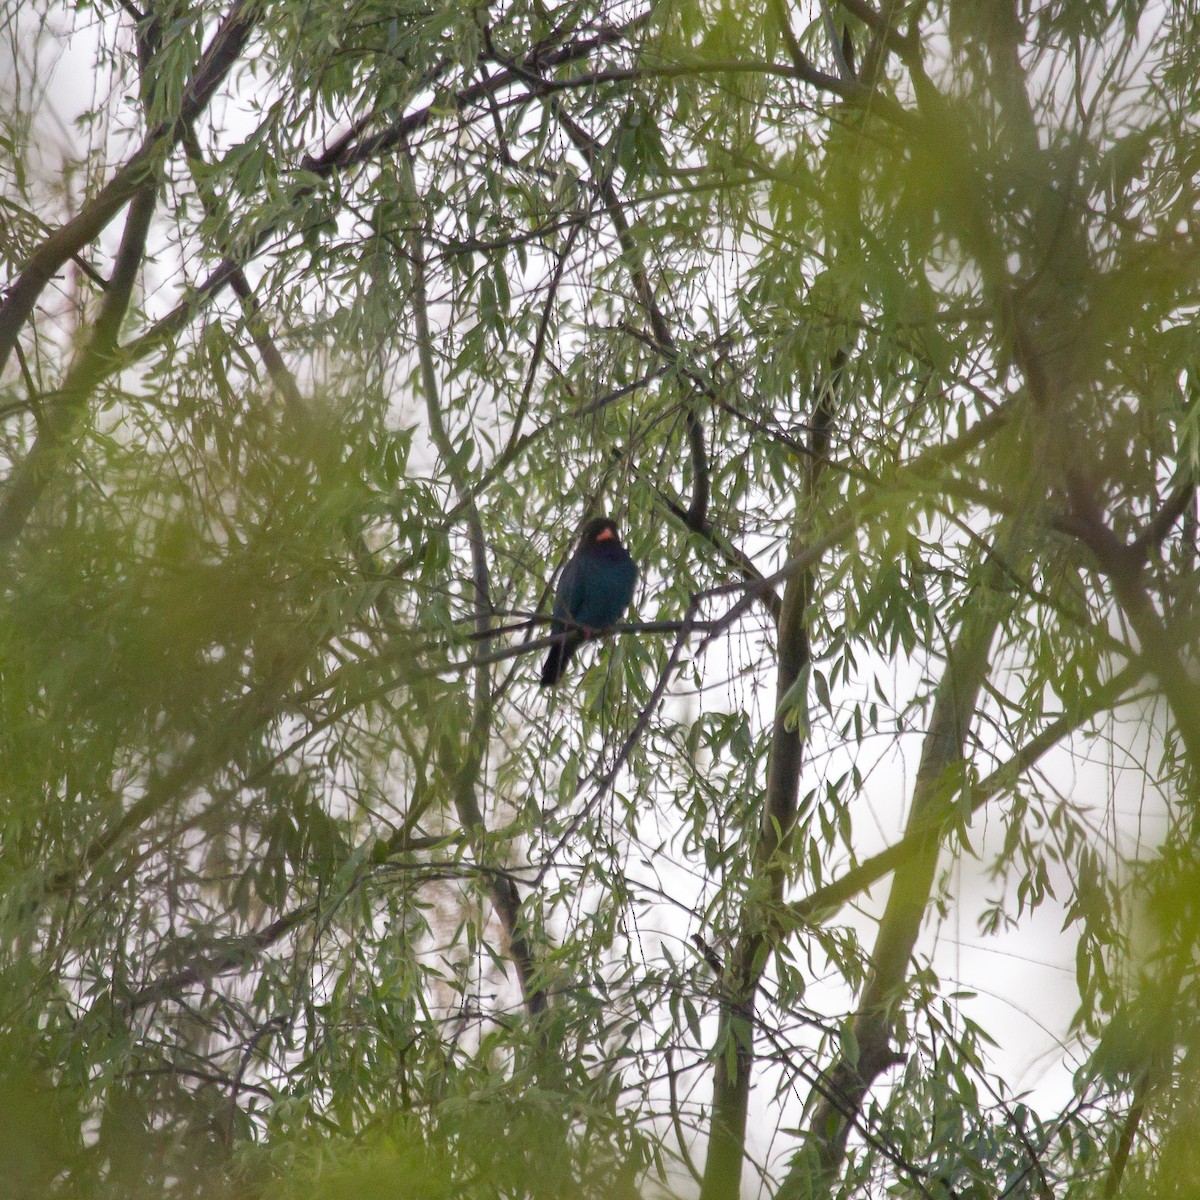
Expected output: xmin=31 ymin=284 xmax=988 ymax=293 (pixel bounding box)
xmin=3 ymin=0 xmax=1200 ymax=1196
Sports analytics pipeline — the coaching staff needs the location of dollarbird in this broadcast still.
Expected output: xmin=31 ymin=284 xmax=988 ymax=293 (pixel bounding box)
xmin=539 ymin=516 xmax=638 ymax=687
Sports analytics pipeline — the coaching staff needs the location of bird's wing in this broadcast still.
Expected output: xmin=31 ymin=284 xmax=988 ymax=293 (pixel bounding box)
xmin=552 ymin=553 xmax=584 ymax=622
xmin=616 ymin=553 xmax=638 ymax=604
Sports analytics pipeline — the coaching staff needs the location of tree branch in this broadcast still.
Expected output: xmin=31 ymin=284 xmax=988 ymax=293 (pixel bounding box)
xmin=779 ymin=520 xmax=1017 ymax=1198
xmin=116 ymin=20 xmax=647 ymax=370
xmin=407 ymin=164 xmax=546 ymax=1016
xmin=1104 ymin=1071 xmax=1149 ymax=1199
xmin=786 ymin=658 xmax=1144 ymax=929
xmin=0 ymin=178 xmax=159 ymax=547
xmin=122 ymin=903 xmax=317 ymax=1014
xmin=1063 ymin=474 xmax=1200 ymax=765
xmin=0 ymin=0 xmax=257 ymax=378
xmin=700 ymin=358 xmax=839 ymax=1200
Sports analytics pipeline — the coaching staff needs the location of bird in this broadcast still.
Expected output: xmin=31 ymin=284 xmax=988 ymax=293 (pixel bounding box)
xmin=539 ymin=516 xmax=638 ymax=687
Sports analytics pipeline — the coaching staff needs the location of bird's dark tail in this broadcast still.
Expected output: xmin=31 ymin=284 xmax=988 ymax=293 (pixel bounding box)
xmin=540 ymin=632 xmax=579 ymax=687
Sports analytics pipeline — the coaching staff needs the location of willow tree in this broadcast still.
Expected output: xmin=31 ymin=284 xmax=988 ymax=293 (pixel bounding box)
xmin=2 ymin=0 xmax=1198 ymax=1196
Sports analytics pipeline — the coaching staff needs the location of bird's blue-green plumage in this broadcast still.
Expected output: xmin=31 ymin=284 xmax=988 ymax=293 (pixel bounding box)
xmin=540 ymin=517 xmax=637 ymax=687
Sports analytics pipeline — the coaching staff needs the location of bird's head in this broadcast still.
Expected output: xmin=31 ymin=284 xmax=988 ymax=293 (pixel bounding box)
xmin=579 ymin=516 xmax=622 ymax=547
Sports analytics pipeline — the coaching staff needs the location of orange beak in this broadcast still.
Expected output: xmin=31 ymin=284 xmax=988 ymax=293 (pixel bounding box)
xmin=595 ymin=527 xmax=616 ymax=542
